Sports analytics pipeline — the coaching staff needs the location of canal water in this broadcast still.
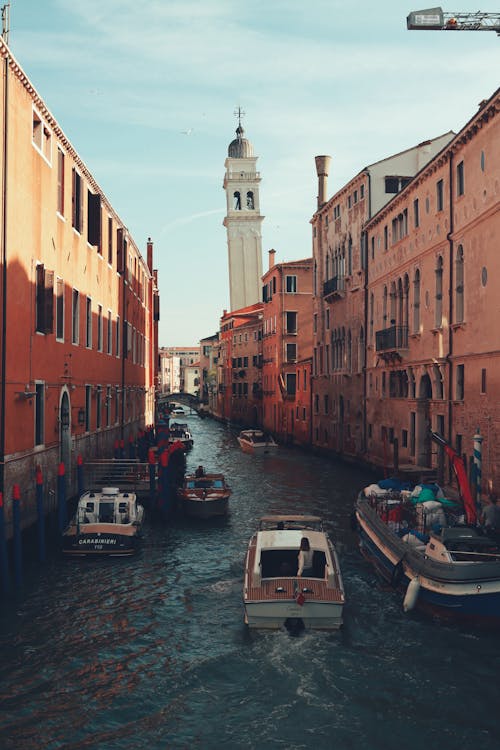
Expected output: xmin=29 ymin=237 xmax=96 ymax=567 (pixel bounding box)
xmin=1 ymin=416 xmax=499 ymax=750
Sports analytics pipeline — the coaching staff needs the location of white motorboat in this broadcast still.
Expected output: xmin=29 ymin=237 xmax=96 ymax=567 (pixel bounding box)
xmin=168 ymin=422 xmax=193 ymax=449
xmin=243 ymin=515 xmax=345 ymax=631
xmin=237 ymin=429 xmax=278 ymax=454
xmin=62 ymin=487 xmax=144 ymax=556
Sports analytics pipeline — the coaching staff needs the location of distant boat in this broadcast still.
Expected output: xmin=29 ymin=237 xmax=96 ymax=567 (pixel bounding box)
xmin=243 ymin=515 xmax=345 ymax=631
xmin=178 ymin=472 xmax=231 ymax=519
xmin=237 ymin=429 xmax=278 ymax=454
xmin=62 ymin=487 xmax=144 ymax=557
xmin=171 ymin=407 xmax=185 ymax=416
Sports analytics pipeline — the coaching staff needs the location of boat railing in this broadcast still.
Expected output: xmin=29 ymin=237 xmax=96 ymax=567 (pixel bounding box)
xmin=365 ymin=490 xmax=462 ymax=537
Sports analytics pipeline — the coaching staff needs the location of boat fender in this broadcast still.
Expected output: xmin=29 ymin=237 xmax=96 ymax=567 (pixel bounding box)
xmin=390 ymin=559 xmax=404 ymax=588
xmin=403 ymin=576 xmax=421 ymax=612
xmin=349 ymin=511 xmax=359 ymax=532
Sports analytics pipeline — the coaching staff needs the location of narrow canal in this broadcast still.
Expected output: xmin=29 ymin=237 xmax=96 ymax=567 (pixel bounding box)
xmin=1 ymin=416 xmax=499 ymax=750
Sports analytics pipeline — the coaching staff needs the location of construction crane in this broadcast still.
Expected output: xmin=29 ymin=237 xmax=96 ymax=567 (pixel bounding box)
xmin=407 ymin=7 xmax=500 ymax=33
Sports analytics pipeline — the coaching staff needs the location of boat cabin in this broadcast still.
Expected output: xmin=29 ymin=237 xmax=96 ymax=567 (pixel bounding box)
xmin=186 ymin=477 xmax=225 ymax=490
xmin=425 ymin=526 xmax=500 ymax=563
xmin=77 ymin=488 xmax=137 ymax=525
xmin=251 ymin=517 xmax=334 ymax=587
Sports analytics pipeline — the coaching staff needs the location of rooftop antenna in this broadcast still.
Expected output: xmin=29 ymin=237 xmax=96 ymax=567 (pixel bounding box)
xmin=1 ymin=2 xmax=10 ymax=44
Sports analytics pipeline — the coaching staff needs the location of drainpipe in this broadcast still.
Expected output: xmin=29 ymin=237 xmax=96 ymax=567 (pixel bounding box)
xmin=447 ymin=152 xmax=454 ymax=450
xmin=0 ymin=48 xmax=9 ymax=498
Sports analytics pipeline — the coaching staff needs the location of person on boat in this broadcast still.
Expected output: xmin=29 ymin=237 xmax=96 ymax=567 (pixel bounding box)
xmin=481 ymin=493 xmax=500 ymax=538
xmin=297 ymin=537 xmax=314 ymax=577
xmin=195 ymin=465 xmax=205 ymax=478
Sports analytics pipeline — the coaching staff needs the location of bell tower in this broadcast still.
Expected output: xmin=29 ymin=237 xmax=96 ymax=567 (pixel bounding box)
xmin=223 ymin=109 xmax=264 ymax=311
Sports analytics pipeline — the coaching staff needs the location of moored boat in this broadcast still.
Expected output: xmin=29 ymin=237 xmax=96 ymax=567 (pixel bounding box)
xmin=168 ymin=422 xmax=193 ymax=449
xmin=237 ymin=429 xmax=278 ymax=454
xmin=354 ymin=433 xmax=500 ymax=626
xmin=178 ymin=470 xmax=231 ymax=519
xmin=62 ymin=487 xmax=144 ymax=556
xmin=243 ymin=515 xmax=345 ymax=631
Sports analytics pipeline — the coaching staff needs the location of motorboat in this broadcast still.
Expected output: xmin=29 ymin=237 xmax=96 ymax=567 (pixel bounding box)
xmin=237 ymin=429 xmax=278 ymax=454
xmin=178 ymin=471 xmax=231 ymax=519
xmin=168 ymin=422 xmax=193 ymax=449
xmin=353 ymin=433 xmax=500 ymax=626
xmin=171 ymin=406 xmax=185 ymax=416
xmin=62 ymin=487 xmax=144 ymax=556
xmin=243 ymin=515 xmax=345 ymax=631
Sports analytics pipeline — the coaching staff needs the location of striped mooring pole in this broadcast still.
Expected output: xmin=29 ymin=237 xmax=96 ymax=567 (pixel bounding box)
xmin=473 ymin=428 xmax=483 ymax=505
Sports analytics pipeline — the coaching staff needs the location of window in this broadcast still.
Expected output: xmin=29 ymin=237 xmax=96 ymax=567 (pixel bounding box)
xmin=233 ymin=191 xmax=241 ymax=210
xmin=385 ymin=176 xmax=411 ymax=194
xmin=246 ymin=191 xmax=254 ymax=209
xmin=97 ymin=305 xmax=103 ymax=351
xmin=96 ymin=386 xmax=102 ymax=429
xmin=35 ymin=264 xmax=54 ymax=334
xmin=72 ymin=290 xmax=80 ymax=344
xmin=86 ymin=297 xmax=92 ymax=348
xmin=286 ymin=343 xmax=297 ymax=362
xmin=456 ymin=364 xmax=464 ymax=400
xmin=116 ymin=228 xmax=126 ymax=273
xmin=72 ymin=169 xmax=84 ymax=233
xmin=413 ymin=270 xmax=420 ymax=334
xmin=481 ymin=368 xmax=486 ymax=394
xmin=456 ymin=160 xmax=464 ymax=197
xmin=436 ymin=179 xmax=444 ymax=212
xmin=35 ymin=382 xmax=45 ymax=446
xmin=57 ymin=148 xmax=65 ymax=215
xmin=56 ymin=277 xmax=64 ymax=341
xmin=286 ymin=275 xmax=297 ymax=293
xmin=107 ymin=310 xmax=112 ymax=355
xmin=413 ymin=198 xmax=419 ymax=228
xmin=87 ymin=190 xmax=101 ymax=250
xmin=85 ymin=385 xmax=91 ymax=431
xmin=32 ymin=110 xmax=51 ymax=161
xmin=286 ymin=311 xmax=297 ymax=334
xmin=286 ymin=373 xmax=296 ymax=396
xmin=106 ymin=386 xmax=111 ymax=427
xmin=116 ymin=315 xmax=120 ymax=357
xmin=384 ymin=226 xmax=388 ymax=251
xmin=435 ymin=256 xmax=443 ymax=328
xmin=108 ymin=217 xmax=113 ymax=264
xmin=455 ymin=245 xmax=464 ymax=323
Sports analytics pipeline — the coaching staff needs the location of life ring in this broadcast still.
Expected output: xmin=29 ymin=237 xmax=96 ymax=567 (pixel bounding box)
xmin=390 ymin=559 xmax=404 ymax=588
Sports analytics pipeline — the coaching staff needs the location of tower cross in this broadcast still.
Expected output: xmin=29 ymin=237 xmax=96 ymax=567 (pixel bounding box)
xmin=234 ymin=106 xmax=245 ymax=126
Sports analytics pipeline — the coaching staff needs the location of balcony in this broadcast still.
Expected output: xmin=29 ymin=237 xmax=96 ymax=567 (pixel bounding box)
xmin=323 ymin=276 xmax=345 ymax=301
xmin=375 ymin=325 xmax=409 ymax=362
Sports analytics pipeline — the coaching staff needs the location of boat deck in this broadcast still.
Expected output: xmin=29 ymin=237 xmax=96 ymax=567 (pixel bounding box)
xmin=245 ymin=537 xmax=344 ymax=602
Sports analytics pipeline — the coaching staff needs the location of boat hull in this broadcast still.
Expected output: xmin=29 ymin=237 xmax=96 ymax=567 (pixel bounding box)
xmin=356 ymin=499 xmax=500 ymax=625
xmin=244 ymin=599 xmax=343 ymax=630
xmin=62 ymin=529 xmax=141 ymax=556
xmin=181 ymin=495 xmax=229 ymax=519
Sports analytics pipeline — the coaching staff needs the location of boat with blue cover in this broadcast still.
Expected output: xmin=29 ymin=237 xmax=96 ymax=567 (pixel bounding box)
xmin=353 ymin=433 xmax=500 ymax=626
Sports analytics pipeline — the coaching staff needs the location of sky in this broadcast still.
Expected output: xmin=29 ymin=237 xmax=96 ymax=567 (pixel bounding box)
xmin=6 ymin=1 xmax=500 ymax=346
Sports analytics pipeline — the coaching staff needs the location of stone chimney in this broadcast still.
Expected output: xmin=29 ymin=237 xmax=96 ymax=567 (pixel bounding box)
xmin=268 ymin=248 xmax=276 ymax=270
xmin=315 ymin=155 xmax=331 ymax=209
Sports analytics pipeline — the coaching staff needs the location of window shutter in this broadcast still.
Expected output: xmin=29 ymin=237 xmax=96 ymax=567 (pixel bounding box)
xmin=36 ymin=264 xmax=45 ymax=332
xmin=87 ymin=191 xmax=101 ymax=247
xmin=44 ymin=270 xmax=54 ymax=333
xmin=116 ymin=228 xmax=124 ymax=273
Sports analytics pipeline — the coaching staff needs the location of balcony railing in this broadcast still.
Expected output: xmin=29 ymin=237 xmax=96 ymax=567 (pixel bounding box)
xmin=323 ymin=276 xmax=345 ymax=298
xmin=375 ymin=325 xmax=409 ymax=353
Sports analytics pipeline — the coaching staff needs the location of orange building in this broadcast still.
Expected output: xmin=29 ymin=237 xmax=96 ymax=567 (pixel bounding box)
xmin=216 ymin=304 xmax=263 ymax=424
xmin=311 ymin=134 xmax=454 ymax=458
xmin=0 ymin=40 xmax=159 ymax=527
xmin=261 ymin=251 xmax=313 ymax=443
xmin=364 ymin=88 xmax=500 ymax=491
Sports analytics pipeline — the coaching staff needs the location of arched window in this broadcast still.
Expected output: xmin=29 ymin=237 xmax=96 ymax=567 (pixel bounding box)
xmin=435 ymin=255 xmax=443 ymax=328
xmin=455 ymin=245 xmax=464 ymax=324
xmin=233 ymin=191 xmax=241 ymax=210
xmin=347 ymin=329 xmax=352 ymax=373
xmin=383 ymin=286 xmax=388 ymax=328
xmin=413 ymin=269 xmax=420 ymax=334
xmin=246 ymin=191 xmax=254 ymax=209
